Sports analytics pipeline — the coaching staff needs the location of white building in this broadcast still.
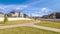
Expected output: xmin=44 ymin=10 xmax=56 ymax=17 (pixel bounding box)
xmin=8 ymin=11 xmax=28 ymax=18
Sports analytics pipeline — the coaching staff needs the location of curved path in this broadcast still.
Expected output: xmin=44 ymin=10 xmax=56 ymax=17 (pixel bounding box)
xmin=0 ymin=21 xmax=60 ymax=33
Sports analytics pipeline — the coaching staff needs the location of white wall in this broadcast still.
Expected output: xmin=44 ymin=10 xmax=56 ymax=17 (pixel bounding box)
xmin=0 ymin=17 xmax=31 ymax=21
xmin=0 ymin=18 xmax=4 ymax=21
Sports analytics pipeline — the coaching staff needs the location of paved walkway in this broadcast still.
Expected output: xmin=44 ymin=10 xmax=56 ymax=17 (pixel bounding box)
xmin=0 ymin=21 xmax=60 ymax=33
xmin=32 ymin=25 xmax=60 ymax=32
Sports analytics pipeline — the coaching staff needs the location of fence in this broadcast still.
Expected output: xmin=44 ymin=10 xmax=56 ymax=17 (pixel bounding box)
xmin=40 ymin=19 xmax=60 ymax=22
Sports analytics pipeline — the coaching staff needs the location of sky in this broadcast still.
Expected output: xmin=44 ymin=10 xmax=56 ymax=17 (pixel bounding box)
xmin=0 ymin=0 xmax=60 ymax=17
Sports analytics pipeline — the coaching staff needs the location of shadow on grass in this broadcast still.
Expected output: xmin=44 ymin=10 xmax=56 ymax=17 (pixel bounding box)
xmin=0 ymin=22 xmax=5 ymax=24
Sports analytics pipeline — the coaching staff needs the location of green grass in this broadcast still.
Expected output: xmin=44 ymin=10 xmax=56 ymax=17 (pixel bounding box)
xmin=0 ymin=20 xmax=35 ymax=26
xmin=35 ymin=21 xmax=60 ymax=29
xmin=0 ymin=26 xmax=60 ymax=34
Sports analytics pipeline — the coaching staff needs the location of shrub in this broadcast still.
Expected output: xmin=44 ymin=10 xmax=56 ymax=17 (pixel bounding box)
xmin=4 ymin=14 xmax=8 ymax=22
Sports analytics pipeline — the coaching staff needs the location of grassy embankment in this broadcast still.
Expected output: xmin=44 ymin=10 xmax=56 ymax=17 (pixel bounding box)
xmin=0 ymin=26 xmax=60 ymax=34
xmin=35 ymin=21 xmax=60 ymax=29
xmin=0 ymin=19 xmax=35 ymax=26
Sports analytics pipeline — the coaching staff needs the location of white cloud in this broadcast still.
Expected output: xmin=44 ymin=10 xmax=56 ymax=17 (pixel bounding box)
xmin=32 ymin=14 xmax=42 ymax=17
xmin=16 ymin=5 xmax=28 ymax=10
xmin=41 ymin=8 xmax=51 ymax=12
xmin=16 ymin=8 xmax=21 ymax=10
xmin=0 ymin=5 xmax=28 ymax=13
xmin=0 ymin=5 xmax=28 ymax=10
xmin=26 ymin=7 xmax=51 ymax=13
xmin=41 ymin=8 xmax=46 ymax=11
xmin=0 ymin=7 xmax=4 ymax=10
xmin=26 ymin=7 xmax=52 ymax=17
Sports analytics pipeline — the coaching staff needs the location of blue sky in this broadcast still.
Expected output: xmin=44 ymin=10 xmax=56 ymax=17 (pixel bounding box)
xmin=0 ymin=0 xmax=60 ymax=17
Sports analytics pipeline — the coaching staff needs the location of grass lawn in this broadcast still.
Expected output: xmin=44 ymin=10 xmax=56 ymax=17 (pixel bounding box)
xmin=0 ymin=20 xmax=35 ymax=26
xmin=0 ymin=26 xmax=60 ymax=34
xmin=35 ymin=21 xmax=60 ymax=29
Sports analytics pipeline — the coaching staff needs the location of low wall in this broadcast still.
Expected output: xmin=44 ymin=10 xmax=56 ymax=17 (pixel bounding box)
xmin=0 ymin=18 xmax=4 ymax=21
xmin=0 ymin=18 xmax=31 ymax=21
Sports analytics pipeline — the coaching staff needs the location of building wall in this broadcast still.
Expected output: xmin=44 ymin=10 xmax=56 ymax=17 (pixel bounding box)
xmin=49 ymin=14 xmax=54 ymax=19
xmin=41 ymin=12 xmax=60 ymax=19
xmin=56 ymin=13 xmax=60 ymax=19
xmin=0 ymin=14 xmax=4 ymax=17
xmin=8 ymin=12 xmax=28 ymax=18
xmin=11 ymin=12 xmax=19 ymax=17
xmin=19 ymin=12 xmax=24 ymax=18
xmin=48 ymin=12 xmax=60 ymax=19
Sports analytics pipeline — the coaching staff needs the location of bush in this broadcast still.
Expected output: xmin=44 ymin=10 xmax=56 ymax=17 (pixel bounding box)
xmin=4 ymin=14 xmax=8 ymax=22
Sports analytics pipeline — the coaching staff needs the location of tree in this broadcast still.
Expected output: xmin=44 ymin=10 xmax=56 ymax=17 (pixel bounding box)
xmin=4 ymin=14 xmax=8 ymax=22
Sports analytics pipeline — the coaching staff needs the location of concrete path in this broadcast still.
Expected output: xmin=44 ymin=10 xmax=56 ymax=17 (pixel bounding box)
xmin=0 ymin=21 xmax=60 ymax=33
xmin=32 ymin=25 xmax=60 ymax=32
